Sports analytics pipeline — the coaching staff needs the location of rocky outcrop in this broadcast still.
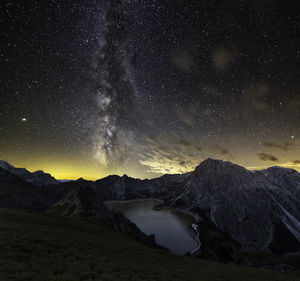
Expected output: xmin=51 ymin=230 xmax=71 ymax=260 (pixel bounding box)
xmin=48 ymin=185 xmax=99 ymax=216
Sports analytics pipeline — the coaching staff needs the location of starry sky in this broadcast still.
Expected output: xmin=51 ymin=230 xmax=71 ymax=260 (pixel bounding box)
xmin=1 ymin=0 xmax=300 ymax=180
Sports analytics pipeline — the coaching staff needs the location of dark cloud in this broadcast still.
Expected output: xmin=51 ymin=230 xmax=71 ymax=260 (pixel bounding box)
xmin=201 ymin=108 xmax=216 ymax=123
xmin=194 ymin=145 xmax=202 ymax=152
xmin=220 ymin=148 xmax=229 ymax=156
xmin=212 ymin=48 xmax=236 ymax=72
xmin=242 ymin=84 xmax=271 ymax=113
xmin=212 ymin=145 xmax=230 ymax=156
xmin=188 ymin=153 xmax=197 ymax=158
xmin=258 ymin=153 xmax=278 ymax=161
xmin=262 ymin=142 xmax=292 ymax=151
xmin=178 ymin=139 xmax=191 ymax=147
xmin=292 ymin=160 xmax=300 ymax=164
xmin=173 ymin=51 xmax=194 ymax=72
xmin=176 ymin=107 xmax=196 ymax=126
xmin=288 ymin=98 xmax=300 ymax=110
xmin=158 ymin=146 xmax=168 ymax=152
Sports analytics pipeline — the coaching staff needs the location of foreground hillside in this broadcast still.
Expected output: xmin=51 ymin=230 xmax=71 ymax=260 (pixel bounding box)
xmin=0 ymin=209 xmax=298 ymax=281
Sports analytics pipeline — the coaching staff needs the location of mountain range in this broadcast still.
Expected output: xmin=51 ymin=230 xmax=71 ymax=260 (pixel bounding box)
xmin=0 ymin=159 xmax=299 ymax=266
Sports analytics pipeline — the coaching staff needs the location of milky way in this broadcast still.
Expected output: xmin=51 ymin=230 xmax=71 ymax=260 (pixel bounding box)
xmin=1 ymin=0 xmax=300 ymax=179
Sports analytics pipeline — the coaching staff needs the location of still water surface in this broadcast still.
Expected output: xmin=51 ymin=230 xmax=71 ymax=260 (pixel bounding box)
xmin=105 ymin=199 xmax=198 ymax=255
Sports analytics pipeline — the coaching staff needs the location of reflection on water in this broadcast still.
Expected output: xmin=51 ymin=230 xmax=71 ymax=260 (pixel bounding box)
xmin=105 ymin=199 xmax=198 ymax=255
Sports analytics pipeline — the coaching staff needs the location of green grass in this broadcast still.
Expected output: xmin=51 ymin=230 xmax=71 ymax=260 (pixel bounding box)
xmin=235 ymin=251 xmax=300 ymax=277
xmin=0 ymin=209 xmax=298 ymax=281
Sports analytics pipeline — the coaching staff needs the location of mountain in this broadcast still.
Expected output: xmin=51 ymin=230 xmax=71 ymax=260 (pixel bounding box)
xmin=0 ymin=167 xmax=64 ymax=211
xmin=0 ymin=160 xmax=59 ymax=186
xmin=96 ymin=159 xmax=300 ymax=255
xmin=39 ymin=159 xmax=300 ymax=256
xmin=169 ymin=159 xmax=300 ymax=254
xmin=1 ymin=159 xmax=300 ymax=261
xmin=0 ymin=162 xmax=70 ymax=211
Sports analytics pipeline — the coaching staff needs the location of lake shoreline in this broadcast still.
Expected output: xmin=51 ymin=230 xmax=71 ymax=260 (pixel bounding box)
xmin=104 ymin=198 xmax=199 ymax=255
xmin=105 ymin=198 xmax=200 ymax=221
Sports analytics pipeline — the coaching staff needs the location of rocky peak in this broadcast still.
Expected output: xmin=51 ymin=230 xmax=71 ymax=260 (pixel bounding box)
xmin=75 ymin=177 xmax=87 ymax=183
xmin=0 ymin=160 xmax=28 ymax=176
xmin=194 ymin=158 xmax=245 ymax=172
xmin=0 ymin=160 xmax=58 ymax=186
xmin=192 ymin=158 xmax=251 ymax=185
xmin=262 ymin=166 xmax=298 ymax=177
xmin=0 ymin=160 xmax=13 ymax=170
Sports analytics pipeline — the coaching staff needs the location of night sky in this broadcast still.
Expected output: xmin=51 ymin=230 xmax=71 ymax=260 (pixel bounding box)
xmin=1 ymin=0 xmax=300 ymax=180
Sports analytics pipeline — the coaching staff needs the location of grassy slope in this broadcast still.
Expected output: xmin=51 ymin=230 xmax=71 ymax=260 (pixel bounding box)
xmin=0 ymin=182 xmax=38 ymax=198
xmin=0 ymin=209 xmax=298 ymax=281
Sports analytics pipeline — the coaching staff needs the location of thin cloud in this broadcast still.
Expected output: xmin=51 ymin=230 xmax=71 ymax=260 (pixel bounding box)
xmin=262 ymin=142 xmax=292 ymax=151
xmin=258 ymin=152 xmax=278 ymax=161
xmin=178 ymin=139 xmax=192 ymax=147
xmin=173 ymin=51 xmax=194 ymax=72
xmin=212 ymin=48 xmax=235 ymax=71
xmin=176 ymin=105 xmax=197 ymax=126
xmin=211 ymin=145 xmax=230 ymax=156
xmin=139 ymin=135 xmax=202 ymax=174
xmin=194 ymin=145 xmax=202 ymax=152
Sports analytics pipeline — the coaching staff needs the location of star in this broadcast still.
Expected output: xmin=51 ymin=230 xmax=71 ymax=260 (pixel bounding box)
xmin=1 ymin=0 xmax=299 ymax=178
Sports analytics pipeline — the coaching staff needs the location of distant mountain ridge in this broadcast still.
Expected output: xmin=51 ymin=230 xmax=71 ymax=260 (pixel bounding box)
xmin=0 ymin=160 xmax=59 ymax=186
xmin=0 ymin=158 xmax=300 ymax=260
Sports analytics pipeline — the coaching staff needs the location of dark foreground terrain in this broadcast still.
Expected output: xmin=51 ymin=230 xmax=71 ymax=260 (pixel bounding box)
xmin=0 ymin=209 xmax=299 ymax=281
